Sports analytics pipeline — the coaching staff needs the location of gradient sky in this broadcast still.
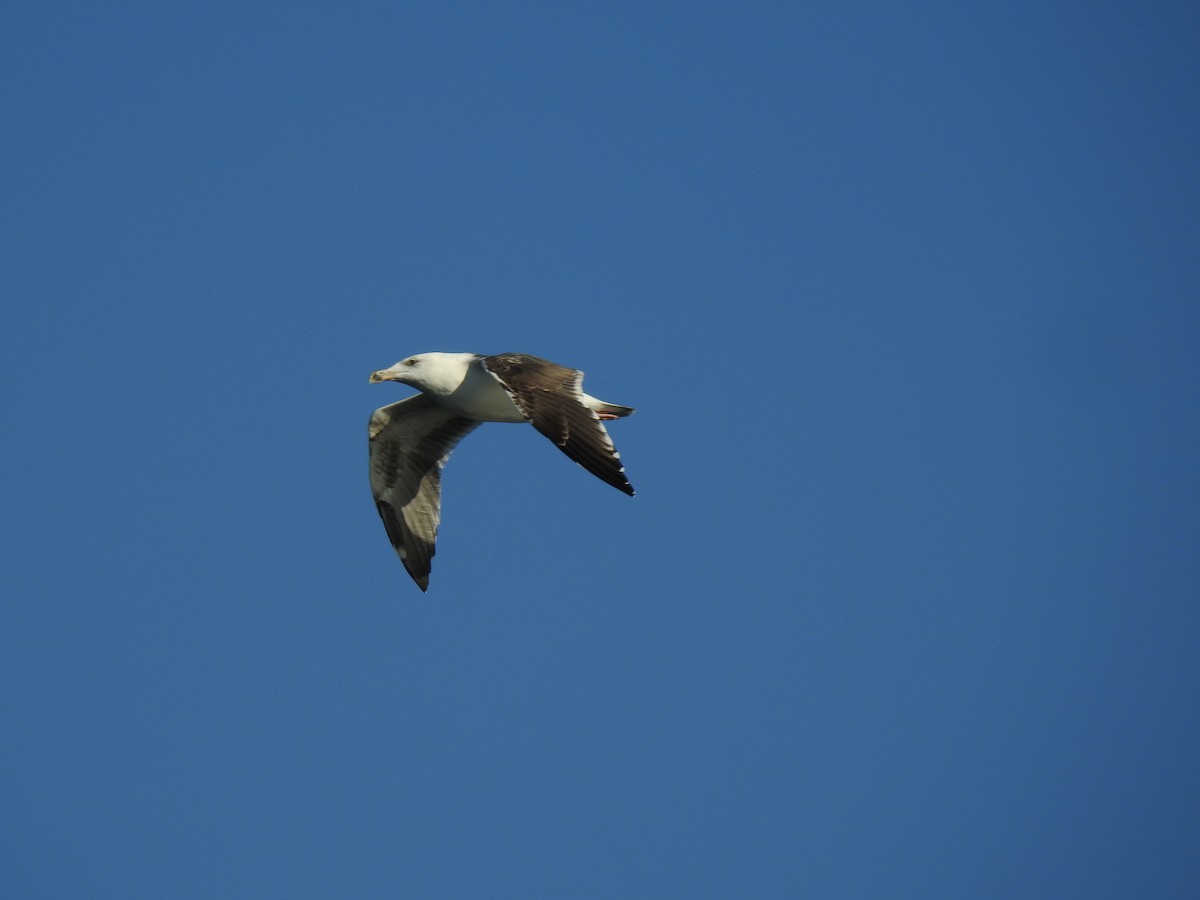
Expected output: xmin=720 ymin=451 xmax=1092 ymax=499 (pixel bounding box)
xmin=4 ymin=2 xmax=1199 ymax=897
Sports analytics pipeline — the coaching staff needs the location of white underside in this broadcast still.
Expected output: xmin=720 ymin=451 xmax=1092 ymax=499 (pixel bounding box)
xmin=440 ymin=361 xmax=528 ymax=422
xmin=396 ymin=354 xmax=615 ymax=424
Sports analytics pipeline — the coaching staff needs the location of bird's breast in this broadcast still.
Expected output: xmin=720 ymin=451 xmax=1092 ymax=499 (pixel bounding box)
xmin=442 ymin=368 xmax=527 ymax=422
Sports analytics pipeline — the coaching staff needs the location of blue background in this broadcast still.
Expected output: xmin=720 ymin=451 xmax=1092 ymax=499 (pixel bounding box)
xmin=4 ymin=2 xmax=1198 ymax=896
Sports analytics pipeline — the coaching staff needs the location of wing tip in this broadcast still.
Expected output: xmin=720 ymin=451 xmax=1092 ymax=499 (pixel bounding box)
xmin=403 ymin=557 xmax=432 ymax=592
xmin=378 ymin=499 xmax=434 ymax=591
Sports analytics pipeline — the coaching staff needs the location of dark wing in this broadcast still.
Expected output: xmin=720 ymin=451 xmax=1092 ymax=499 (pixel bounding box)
xmin=481 ymin=354 xmax=634 ymax=496
xmin=368 ymin=394 xmax=480 ymax=590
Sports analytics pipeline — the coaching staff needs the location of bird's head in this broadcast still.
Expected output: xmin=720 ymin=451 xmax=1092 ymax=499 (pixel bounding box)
xmin=369 ymin=355 xmax=425 ymax=387
xmin=369 ymin=352 xmax=474 ymax=394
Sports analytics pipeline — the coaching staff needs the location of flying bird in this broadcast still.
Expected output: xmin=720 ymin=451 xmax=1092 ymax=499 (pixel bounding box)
xmin=368 ymin=352 xmax=636 ymax=590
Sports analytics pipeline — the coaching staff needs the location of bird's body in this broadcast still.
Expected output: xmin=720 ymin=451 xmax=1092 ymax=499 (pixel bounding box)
xmin=368 ymin=352 xmax=636 ymax=590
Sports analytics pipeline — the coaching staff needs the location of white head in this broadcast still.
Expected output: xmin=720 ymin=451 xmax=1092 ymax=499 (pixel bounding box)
xmin=369 ymin=352 xmax=477 ymax=395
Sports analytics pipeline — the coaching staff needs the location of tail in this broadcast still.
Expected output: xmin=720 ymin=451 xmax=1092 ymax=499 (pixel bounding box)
xmin=582 ymin=394 xmax=635 ymax=419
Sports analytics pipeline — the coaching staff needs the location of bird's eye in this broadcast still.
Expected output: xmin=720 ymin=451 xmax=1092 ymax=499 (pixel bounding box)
xmin=405 ymin=359 xmax=418 ymax=367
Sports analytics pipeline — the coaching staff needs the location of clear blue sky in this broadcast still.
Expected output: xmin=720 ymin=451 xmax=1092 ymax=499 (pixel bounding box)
xmin=4 ymin=2 xmax=1198 ymax=897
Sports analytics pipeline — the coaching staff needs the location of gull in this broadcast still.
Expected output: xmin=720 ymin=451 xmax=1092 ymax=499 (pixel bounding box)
xmin=368 ymin=352 xmax=635 ymax=590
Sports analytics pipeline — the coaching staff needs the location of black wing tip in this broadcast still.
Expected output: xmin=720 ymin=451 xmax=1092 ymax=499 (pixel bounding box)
xmin=403 ymin=558 xmax=431 ymax=592
xmin=596 ymin=469 xmax=635 ymax=496
xmin=402 ymin=553 xmax=432 ymax=591
xmin=377 ymin=499 xmax=434 ymax=592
